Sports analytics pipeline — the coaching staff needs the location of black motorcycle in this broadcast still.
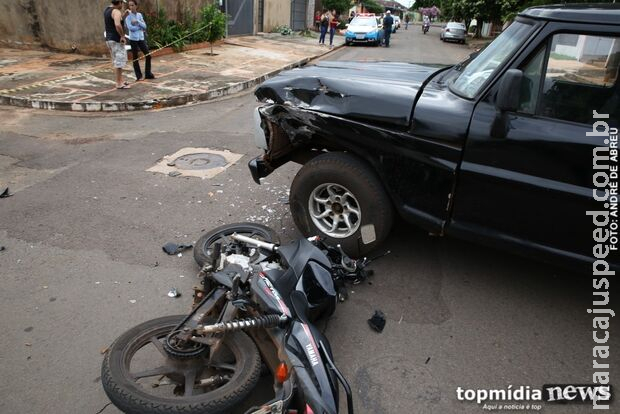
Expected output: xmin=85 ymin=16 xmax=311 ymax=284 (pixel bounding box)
xmin=101 ymin=223 xmax=370 ymax=414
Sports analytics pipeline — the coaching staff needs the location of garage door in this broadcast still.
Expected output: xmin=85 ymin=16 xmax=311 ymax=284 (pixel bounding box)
xmin=227 ymin=0 xmax=254 ymax=36
xmin=291 ymin=0 xmax=308 ymax=31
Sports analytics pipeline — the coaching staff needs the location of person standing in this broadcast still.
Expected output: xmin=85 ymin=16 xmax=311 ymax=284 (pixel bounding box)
xmin=125 ymin=0 xmax=154 ymax=81
xmin=318 ymin=9 xmax=329 ymax=46
xmin=104 ymin=0 xmax=129 ymax=89
xmin=404 ymin=14 xmax=410 ymax=30
xmin=314 ymin=11 xmax=321 ymax=31
xmin=328 ymin=10 xmax=338 ymax=49
xmin=382 ymin=10 xmax=394 ymax=47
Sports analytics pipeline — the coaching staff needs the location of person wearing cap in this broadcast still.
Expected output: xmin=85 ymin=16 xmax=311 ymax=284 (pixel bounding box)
xmin=382 ymin=10 xmax=394 ymax=47
xmin=104 ymin=0 xmax=129 ymax=89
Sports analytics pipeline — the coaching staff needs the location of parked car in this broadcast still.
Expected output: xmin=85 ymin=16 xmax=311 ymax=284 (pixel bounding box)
xmin=393 ymin=16 xmax=401 ymax=32
xmin=344 ymin=14 xmax=383 ymax=46
xmin=440 ymin=21 xmax=467 ymax=43
xmin=250 ymin=4 xmax=620 ymax=271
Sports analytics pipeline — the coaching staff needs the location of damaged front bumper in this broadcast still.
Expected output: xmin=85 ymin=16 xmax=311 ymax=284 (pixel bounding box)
xmin=249 ymin=105 xmax=317 ymax=184
xmin=249 ymin=106 xmax=272 ymax=184
xmin=248 ymin=156 xmax=271 ymax=184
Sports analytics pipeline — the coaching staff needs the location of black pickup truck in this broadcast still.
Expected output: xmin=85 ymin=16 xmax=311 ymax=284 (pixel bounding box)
xmin=249 ymin=4 xmax=620 ymax=271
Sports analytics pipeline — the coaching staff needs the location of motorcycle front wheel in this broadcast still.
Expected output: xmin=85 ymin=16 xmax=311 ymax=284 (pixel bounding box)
xmin=101 ymin=315 xmax=261 ymax=414
xmin=194 ymin=222 xmax=279 ymax=268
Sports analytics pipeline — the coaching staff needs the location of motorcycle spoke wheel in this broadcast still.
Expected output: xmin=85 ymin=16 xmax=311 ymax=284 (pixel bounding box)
xmin=102 ymin=315 xmax=261 ymax=414
xmin=194 ymin=223 xmax=279 ymax=268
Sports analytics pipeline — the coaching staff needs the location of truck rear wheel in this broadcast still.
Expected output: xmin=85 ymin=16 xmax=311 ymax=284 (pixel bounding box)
xmin=290 ymin=152 xmax=393 ymax=258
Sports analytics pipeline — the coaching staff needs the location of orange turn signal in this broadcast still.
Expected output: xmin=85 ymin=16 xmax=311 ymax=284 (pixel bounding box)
xmin=275 ymin=362 xmax=289 ymax=384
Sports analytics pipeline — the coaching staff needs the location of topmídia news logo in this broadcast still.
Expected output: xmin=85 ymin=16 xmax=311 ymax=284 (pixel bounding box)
xmin=456 ymin=384 xmax=613 ymax=411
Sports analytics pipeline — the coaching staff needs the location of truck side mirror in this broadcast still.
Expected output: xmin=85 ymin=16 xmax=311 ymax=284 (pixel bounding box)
xmin=496 ymin=69 xmax=523 ymax=112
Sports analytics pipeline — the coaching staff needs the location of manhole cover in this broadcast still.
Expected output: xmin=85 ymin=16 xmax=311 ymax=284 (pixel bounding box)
xmin=173 ymin=153 xmax=228 ymax=170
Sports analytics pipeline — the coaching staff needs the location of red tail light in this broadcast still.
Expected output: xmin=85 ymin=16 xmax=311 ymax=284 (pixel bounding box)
xmin=305 ymin=404 xmax=315 ymax=414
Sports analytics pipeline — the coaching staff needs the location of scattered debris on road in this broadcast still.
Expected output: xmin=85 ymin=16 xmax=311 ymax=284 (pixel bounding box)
xmin=162 ymin=242 xmax=193 ymax=255
xmin=0 ymin=187 xmax=12 ymax=198
xmin=167 ymin=288 xmax=180 ymax=298
xmin=368 ymin=310 xmax=386 ymax=333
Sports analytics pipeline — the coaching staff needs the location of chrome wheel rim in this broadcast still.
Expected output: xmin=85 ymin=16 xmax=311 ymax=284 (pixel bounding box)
xmin=308 ymin=183 xmax=361 ymax=238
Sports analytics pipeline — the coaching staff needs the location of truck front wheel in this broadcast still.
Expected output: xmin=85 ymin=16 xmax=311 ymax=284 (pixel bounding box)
xmin=290 ymin=152 xmax=393 ymax=258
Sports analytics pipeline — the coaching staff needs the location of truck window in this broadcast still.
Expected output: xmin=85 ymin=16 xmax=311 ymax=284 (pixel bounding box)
xmin=539 ymin=33 xmax=619 ymax=125
xmin=518 ymin=46 xmax=546 ymax=114
xmin=450 ymin=20 xmax=533 ymax=99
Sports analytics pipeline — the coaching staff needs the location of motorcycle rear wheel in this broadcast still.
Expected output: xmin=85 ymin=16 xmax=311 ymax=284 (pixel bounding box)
xmin=194 ymin=222 xmax=279 ymax=268
xmin=101 ymin=315 xmax=261 ymax=414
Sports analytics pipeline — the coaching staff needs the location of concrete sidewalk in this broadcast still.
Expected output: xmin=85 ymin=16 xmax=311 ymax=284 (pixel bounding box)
xmin=0 ymin=33 xmax=344 ymax=112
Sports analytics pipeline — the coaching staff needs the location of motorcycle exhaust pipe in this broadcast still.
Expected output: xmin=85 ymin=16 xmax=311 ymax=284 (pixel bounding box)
xmin=231 ymin=233 xmax=278 ymax=251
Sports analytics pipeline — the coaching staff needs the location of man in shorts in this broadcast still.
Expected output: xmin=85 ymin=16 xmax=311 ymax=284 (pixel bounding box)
xmin=104 ymin=0 xmax=129 ymax=89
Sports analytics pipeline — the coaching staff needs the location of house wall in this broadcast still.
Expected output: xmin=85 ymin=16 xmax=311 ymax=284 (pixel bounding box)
xmin=262 ymin=0 xmax=290 ymax=33
xmin=0 ymin=0 xmax=214 ymax=55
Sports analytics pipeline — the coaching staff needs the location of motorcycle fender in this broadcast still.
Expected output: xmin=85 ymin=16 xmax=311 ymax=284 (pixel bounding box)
xmin=286 ymin=322 xmax=338 ymax=414
xmin=252 ymin=272 xmax=292 ymax=317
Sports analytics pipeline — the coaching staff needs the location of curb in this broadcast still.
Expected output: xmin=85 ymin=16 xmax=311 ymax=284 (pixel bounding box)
xmin=0 ymin=44 xmax=343 ymax=112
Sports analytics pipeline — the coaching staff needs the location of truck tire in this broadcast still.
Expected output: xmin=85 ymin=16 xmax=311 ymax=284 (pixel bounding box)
xmin=101 ymin=315 xmax=261 ymax=414
xmin=290 ymin=152 xmax=393 ymax=258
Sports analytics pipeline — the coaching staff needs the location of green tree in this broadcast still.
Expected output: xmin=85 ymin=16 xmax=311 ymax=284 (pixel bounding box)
xmin=411 ymin=0 xmax=436 ymax=9
xmin=323 ymin=0 xmax=353 ymax=14
xmin=362 ymin=0 xmax=384 ymax=14
xmin=201 ymin=4 xmax=227 ymax=56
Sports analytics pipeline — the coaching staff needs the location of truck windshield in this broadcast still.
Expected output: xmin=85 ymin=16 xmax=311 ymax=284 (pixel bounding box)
xmin=449 ymin=21 xmax=534 ymax=98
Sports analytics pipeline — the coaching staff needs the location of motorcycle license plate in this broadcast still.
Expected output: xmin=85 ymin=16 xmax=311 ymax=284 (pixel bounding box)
xmin=356 ymin=34 xmax=365 ymax=40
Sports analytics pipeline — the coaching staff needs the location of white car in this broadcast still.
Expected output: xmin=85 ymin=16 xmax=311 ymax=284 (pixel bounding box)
xmin=345 ymin=14 xmax=383 ymax=46
xmin=393 ymin=16 xmax=401 ymax=31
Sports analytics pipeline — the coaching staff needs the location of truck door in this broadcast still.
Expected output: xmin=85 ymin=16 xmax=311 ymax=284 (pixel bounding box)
xmin=450 ymin=23 xmax=619 ymax=268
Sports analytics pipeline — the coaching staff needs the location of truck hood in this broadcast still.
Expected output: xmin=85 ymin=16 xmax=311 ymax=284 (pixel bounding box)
xmin=255 ymin=61 xmax=445 ymax=127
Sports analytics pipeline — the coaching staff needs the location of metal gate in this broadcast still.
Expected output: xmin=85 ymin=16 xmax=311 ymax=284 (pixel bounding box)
xmin=290 ymin=0 xmax=308 ymax=31
xmin=226 ymin=0 xmax=254 ymax=36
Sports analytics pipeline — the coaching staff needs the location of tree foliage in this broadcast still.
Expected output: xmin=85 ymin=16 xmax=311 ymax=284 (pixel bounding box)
xmin=323 ymin=0 xmax=353 ymax=13
xmin=362 ymin=0 xmax=384 ymax=14
xmin=201 ymin=4 xmax=227 ymax=55
xmin=436 ymin=0 xmax=615 ymax=37
xmin=438 ymin=0 xmax=616 ymax=24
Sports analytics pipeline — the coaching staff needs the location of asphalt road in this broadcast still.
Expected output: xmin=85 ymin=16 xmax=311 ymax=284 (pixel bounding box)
xmin=0 ymin=26 xmax=617 ymax=414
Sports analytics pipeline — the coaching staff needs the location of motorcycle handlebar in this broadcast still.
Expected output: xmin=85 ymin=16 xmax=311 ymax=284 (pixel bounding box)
xmin=231 ymin=234 xmax=322 ymax=252
xmin=231 ymin=233 xmax=278 ymax=251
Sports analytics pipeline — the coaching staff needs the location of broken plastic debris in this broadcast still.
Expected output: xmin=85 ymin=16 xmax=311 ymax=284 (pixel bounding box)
xmin=168 ymin=171 xmax=182 ymax=177
xmin=166 ymin=161 xmax=176 ymax=167
xmin=129 ymin=299 xmax=137 ymax=304
xmin=368 ymin=310 xmax=386 ymax=333
xmin=167 ymin=288 xmax=180 ymax=298
xmin=162 ymin=242 xmax=193 ymax=255
xmin=0 ymin=187 xmax=12 ymax=198
xmin=0 ymin=246 xmax=5 ymax=252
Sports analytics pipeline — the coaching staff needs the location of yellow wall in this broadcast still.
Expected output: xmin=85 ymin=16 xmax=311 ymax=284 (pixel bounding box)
xmin=263 ymin=0 xmax=290 ymax=32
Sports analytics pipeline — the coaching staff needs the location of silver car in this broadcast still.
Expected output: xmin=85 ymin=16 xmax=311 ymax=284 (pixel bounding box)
xmin=440 ymin=22 xmax=467 ymax=44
